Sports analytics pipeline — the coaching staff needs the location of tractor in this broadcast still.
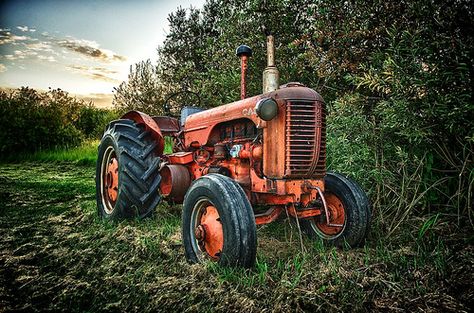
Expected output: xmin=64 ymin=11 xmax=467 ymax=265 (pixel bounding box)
xmin=96 ymin=32 xmax=370 ymax=268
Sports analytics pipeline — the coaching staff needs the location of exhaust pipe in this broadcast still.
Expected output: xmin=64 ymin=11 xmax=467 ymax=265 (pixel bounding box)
xmin=263 ymin=32 xmax=280 ymax=93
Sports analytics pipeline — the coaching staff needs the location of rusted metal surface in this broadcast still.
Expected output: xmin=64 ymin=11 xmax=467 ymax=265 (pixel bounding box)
xmin=152 ymin=116 xmax=180 ymax=136
xmin=287 ymin=205 xmax=322 ymax=219
xmin=121 ymin=110 xmax=165 ymax=156
xmin=106 ymin=157 xmax=119 ymax=202
xmin=167 ymin=152 xmax=193 ymax=164
xmin=284 ymin=100 xmax=326 ymax=178
xmin=100 ymin=146 xmax=118 ymax=214
xmin=183 ymin=86 xmax=323 ymax=149
xmin=315 ymin=192 xmax=345 ymax=235
xmin=263 ymin=34 xmax=279 ymax=93
xmin=159 ymin=164 xmax=191 ymax=203
xmin=266 ymin=35 xmax=275 ymax=67
xmin=196 ymin=205 xmax=223 ymax=260
xmin=255 ymin=206 xmax=283 ymax=225
xmin=213 ymin=144 xmax=226 ymax=159
xmin=240 ymin=55 xmax=249 ymax=100
xmin=236 ymin=45 xmax=252 ymax=100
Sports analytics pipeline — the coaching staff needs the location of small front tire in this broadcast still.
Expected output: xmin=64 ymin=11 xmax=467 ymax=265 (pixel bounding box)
xmin=182 ymin=174 xmax=257 ymax=268
xmin=300 ymin=172 xmax=370 ymax=247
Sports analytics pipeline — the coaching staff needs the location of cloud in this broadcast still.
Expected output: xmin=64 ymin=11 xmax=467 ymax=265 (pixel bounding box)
xmin=66 ymin=64 xmax=120 ymax=83
xmin=1 ymin=28 xmax=127 ymax=65
xmin=17 ymin=26 xmax=36 ymax=32
xmin=0 ymin=64 xmax=6 ymax=72
xmin=90 ymin=73 xmax=120 ymax=83
xmin=13 ymin=50 xmax=26 ymax=59
xmin=75 ymin=93 xmax=114 ymax=108
xmin=37 ymin=55 xmax=56 ymax=62
xmin=1 ymin=49 xmax=40 ymax=61
xmin=68 ymin=65 xmax=118 ymax=75
xmin=58 ymin=38 xmax=126 ymax=62
xmin=0 ymin=30 xmax=30 ymax=45
xmin=25 ymin=42 xmax=54 ymax=53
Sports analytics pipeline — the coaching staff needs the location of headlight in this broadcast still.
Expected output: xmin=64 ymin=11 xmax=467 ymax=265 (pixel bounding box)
xmin=255 ymin=98 xmax=278 ymax=121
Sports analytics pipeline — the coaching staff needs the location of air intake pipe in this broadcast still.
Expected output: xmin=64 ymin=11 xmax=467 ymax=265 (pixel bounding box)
xmin=236 ymin=45 xmax=252 ymax=100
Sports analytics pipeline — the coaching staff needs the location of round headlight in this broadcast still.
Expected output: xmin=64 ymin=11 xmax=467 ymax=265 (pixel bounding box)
xmin=255 ymin=98 xmax=278 ymax=121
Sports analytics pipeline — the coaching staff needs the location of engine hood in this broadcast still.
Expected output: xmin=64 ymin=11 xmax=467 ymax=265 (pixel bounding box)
xmin=183 ymin=85 xmax=324 ymax=147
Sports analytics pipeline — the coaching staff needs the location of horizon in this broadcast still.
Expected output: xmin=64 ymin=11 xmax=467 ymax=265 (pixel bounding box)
xmin=0 ymin=0 xmax=206 ymax=108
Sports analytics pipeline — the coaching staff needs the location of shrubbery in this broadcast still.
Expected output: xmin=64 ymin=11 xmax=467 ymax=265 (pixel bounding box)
xmin=113 ymin=0 xmax=473 ymax=229
xmin=0 ymin=87 xmax=118 ymax=155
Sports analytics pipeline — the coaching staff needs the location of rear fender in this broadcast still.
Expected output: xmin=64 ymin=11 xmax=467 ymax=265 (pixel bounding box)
xmin=121 ymin=110 xmax=165 ymax=155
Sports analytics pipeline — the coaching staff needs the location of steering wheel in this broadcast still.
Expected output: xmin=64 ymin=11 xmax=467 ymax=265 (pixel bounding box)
xmin=163 ymin=90 xmax=202 ymax=117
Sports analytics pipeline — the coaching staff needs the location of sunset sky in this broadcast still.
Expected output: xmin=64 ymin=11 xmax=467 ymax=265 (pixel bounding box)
xmin=0 ymin=0 xmax=205 ymax=106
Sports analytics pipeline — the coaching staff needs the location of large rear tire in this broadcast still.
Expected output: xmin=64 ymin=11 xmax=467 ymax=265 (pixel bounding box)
xmin=300 ymin=172 xmax=370 ymax=247
xmin=96 ymin=119 xmax=162 ymax=220
xmin=182 ymin=174 xmax=257 ymax=268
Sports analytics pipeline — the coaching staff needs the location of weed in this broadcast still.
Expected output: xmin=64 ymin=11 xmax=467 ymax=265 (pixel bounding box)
xmin=418 ymin=213 xmax=439 ymax=239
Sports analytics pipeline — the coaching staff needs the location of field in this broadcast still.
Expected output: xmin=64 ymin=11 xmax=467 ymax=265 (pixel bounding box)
xmin=0 ymin=152 xmax=472 ymax=312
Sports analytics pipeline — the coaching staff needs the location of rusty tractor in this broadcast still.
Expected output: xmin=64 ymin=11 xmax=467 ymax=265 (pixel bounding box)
xmin=96 ymin=33 xmax=370 ymax=268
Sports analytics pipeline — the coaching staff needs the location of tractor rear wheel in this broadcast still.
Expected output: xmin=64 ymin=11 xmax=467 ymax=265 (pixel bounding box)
xmin=300 ymin=172 xmax=371 ymax=247
xmin=182 ymin=174 xmax=257 ymax=268
xmin=96 ymin=119 xmax=162 ymax=220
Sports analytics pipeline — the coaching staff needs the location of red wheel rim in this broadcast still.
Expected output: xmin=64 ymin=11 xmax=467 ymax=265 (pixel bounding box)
xmin=193 ymin=201 xmax=223 ymax=260
xmin=100 ymin=146 xmax=119 ymax=214
xmin=106 ymin=157 xmax=119 ymax=203
xmin=315 ymin=192 xmax=345 ymax=236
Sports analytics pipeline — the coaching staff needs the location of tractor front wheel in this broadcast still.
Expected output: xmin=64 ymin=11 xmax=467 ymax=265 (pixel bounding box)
xmin=182 ymin=174 xmax=257 ymax=268
xmin=300 ymin=172 xmax=371 ymax=247
xmin=96 ymin=119 xmax=162 ymax=220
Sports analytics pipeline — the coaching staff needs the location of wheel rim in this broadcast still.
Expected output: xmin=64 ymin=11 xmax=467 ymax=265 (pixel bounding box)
xmin=100 ymin=146 xmax=119 ymax=214
xmin=190 ymin=198 xmax=223 ymax=260
xmin=313 ymin=192 xmax=346 ymax=238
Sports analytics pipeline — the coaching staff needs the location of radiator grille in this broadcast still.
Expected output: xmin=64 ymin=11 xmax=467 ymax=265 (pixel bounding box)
xmin=284 ymin=101 xmax=326 ymax=178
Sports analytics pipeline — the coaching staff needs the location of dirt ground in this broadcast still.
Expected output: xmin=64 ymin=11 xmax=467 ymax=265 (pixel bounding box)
xmin=0 ymin=162 xmax=472 ymax=312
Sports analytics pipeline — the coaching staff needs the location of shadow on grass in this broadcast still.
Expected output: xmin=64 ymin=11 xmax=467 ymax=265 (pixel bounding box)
xmin=0 ymin=162 xmax=472 ymax=312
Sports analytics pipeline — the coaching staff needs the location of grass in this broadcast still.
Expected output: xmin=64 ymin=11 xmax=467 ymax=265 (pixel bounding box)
xmin=0 ymin=161 xmax=472 ymax=312
xmin=0 ymin=140 xmax=99 ymax=165
xmin=0 ymin=138 xmax=173 ymax=166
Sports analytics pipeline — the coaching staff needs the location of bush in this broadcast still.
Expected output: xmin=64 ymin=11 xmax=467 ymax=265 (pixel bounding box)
xmin=0 ymin=87 xmax=118 ymax=155
xmin=138 ymin=0 xmax=473 ymax=230
xmin=75 ymin=105 xmax=119 ymax=139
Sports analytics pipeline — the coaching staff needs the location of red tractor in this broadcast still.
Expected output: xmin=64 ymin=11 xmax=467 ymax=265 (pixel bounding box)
xmin=96 ymin=33 xmax=370 ymax=268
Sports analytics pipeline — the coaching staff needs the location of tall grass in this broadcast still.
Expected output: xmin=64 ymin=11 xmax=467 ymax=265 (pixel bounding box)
xmin=1 ymin=140 xmax=99 ymax=165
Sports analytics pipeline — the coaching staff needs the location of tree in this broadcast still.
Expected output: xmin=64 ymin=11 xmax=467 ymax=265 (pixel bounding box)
xmin=112 ymin=0 xmax=474 ymax=221
xmin=113 ymin=59 xmax=163 ymax=115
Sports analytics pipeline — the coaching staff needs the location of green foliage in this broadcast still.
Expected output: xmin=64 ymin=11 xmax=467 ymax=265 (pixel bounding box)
xmin=0 ymin=88 xmax=118 ymax=155
xmin=75 ymin=105 xmax=119 ymax=139
xmin=113 ymin=60 xmax=163 ymax=115
xmin=112 ymin=0 xmax=473 ymax=229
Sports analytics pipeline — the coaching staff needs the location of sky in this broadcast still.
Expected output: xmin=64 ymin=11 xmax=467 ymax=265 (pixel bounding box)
xmin=0 ymin=0 xmax=206 ymax=107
